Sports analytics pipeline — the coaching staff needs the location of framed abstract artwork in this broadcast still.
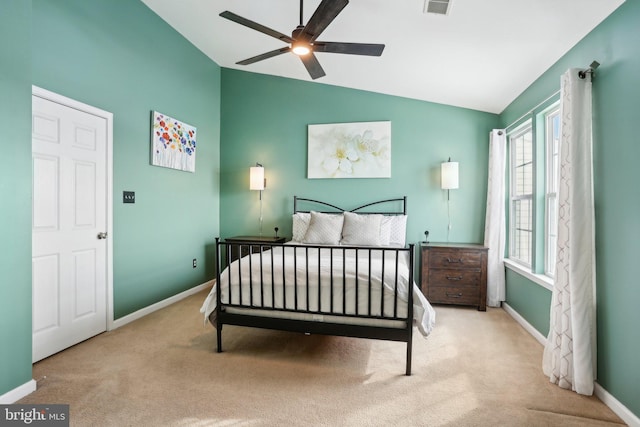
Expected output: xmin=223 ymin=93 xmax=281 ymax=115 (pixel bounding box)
xmin=151 ymin=111 xmax=197 ymax=173
xmin=307 ymin=121 xmax=391 ymax=178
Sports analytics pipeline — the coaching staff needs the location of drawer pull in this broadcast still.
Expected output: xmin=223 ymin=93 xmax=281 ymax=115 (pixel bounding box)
xmin=446 ymin=257 xmax=464 ymax=264
xmin=446 ymin=292 xmax=463 ymax=298
xmin=446 ymin=275 xmax=463 ymax=281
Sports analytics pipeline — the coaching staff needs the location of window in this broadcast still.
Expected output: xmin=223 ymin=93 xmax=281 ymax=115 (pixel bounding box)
xmin=504 ymin=98 xmax=560 ymax=287
xmin=509 ymin=124 xmax=533 ymax=266
xmin=544 ymin=107 xmax=561 ymax=276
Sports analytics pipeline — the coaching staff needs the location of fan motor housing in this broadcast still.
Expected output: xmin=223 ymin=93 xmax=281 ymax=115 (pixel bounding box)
xmin=292 ymin=25 xmax=305 ymax=39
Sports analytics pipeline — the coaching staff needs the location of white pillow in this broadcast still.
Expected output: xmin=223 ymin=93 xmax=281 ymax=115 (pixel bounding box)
xmin=340 ymin=212 xmax=382 ymax=246
xmin=380 ymin=215 xmax=407 ymax=247
xmin=302 ymin=211 xmax=344 ymax=245
xmin=380 ymin=216 xmax=392 ymax=245
xmin=291 ymin=212 xmax=311 ymax=242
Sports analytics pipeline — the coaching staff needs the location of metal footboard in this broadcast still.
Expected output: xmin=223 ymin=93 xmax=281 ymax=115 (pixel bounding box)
xmin=214 ymin=238 xmax=415 ymax=375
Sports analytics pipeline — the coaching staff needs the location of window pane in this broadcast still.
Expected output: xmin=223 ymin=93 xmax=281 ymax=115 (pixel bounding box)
xmin=512 ymin=198 xmax=532 ymax=265
xmin=513 ymin=132 xmax=533 ymax=196
xmin=548 ymin=111 xmax=560 ymax=193
xmin=545 ymin=107 xmax=561 ymax=276
xmin=548 ymin=196 xmax=557 ymax=234
xmin=547 ymin=195 xmax=557 ymax=275
xmin=509 ymin=124 xmax=533 ymax=267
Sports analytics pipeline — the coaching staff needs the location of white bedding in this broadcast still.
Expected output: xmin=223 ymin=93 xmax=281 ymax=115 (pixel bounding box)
xmin=200 ymin=243 xmax=435 ymax=336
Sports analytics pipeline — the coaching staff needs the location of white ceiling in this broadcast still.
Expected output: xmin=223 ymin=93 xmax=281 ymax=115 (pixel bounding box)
xmin=141 ymin=0 xmax=624 ymax=114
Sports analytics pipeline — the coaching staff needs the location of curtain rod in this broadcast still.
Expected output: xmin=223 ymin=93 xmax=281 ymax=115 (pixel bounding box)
xmin=579 ymin=60 xmax=600 ymax=79
xmin=505 ymin=60 xmax=600 ymax=132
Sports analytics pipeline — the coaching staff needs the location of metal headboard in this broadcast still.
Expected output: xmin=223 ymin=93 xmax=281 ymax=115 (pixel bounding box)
xmin=293 ymin=196 xmax=407 ymax=215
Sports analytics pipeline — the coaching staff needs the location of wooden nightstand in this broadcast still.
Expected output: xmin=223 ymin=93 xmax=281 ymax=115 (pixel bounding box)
xmin=421 ymin=243 xmax=488 ymax=311
xmin=224 ymin=235 xmax=287 ymax=263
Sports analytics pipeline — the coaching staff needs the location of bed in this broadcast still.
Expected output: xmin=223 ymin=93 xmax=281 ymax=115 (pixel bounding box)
xmin=200 ymin=196 xmax=435 ymax=375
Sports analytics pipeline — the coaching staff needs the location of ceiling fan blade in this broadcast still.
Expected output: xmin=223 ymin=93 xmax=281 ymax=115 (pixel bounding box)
xmin=313 ymin=42 xmax=385 ymax=56
xmin=300 ymin=0 xmax=349 ymax=43
xmin=237 ymin=47 xmax=291 ymax=65
xmin=300 ymin=53 xmax=326 ymax=80
xmin=220 ymin=11 xmax=294 ymax=44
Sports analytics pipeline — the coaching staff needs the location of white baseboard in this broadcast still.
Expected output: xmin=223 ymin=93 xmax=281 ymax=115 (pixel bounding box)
xmin=110 ymin=280 xmax=213 ymax=330
xmin=502 ymin=303 xmax=547 ymax=346
xmin=0 ymin=379 xmax=37 ymax=404
xmin=502 ymin=303 xmax=639 ymax=426
xmin=594 ymin=383 xmax=640 ymax=427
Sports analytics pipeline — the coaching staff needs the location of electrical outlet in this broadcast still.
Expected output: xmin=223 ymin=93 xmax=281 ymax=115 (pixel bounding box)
xmin=192 ymin=258 xmax=197 ymax=269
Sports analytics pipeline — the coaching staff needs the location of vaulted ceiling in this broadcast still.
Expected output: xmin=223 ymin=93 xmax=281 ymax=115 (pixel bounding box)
xmin=141 ymin=0 xmax=625 ymax=113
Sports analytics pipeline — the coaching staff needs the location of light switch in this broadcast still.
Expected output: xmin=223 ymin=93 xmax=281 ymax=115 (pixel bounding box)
xmin=123 ymin=191 xmax=135 ymax=204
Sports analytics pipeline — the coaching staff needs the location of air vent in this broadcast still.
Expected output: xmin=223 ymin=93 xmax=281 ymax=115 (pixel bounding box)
xmin=424 ymin=0 xmax=452 ymax=15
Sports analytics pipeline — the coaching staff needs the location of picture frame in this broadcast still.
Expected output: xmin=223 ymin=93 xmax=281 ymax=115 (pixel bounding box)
xmin=151 ymin=111 xmax=197 ymax=173
xmin=307 ymin=121 xmax=391 ymax=179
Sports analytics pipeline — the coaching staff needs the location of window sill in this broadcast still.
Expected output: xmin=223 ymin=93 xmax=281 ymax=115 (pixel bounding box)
xmin=503 ymin=259 xmax=554 ymax=291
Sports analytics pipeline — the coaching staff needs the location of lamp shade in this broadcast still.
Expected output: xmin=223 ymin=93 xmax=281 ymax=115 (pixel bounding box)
xmin=441 ymin=161 xmax=459 ymax=190
xmin=250 ymin=166 xmax=265 ymax=190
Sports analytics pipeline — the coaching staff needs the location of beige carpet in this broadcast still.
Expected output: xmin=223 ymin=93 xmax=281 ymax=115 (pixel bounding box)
xmin=20 ymin=289 xmax=625 ymax=426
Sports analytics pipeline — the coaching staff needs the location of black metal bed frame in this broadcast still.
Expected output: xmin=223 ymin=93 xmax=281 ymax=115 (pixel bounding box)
xmin=213 ymin=196 xmax=415 ymax=375
xmin=293 ymin=195 xmax=407 ymax=216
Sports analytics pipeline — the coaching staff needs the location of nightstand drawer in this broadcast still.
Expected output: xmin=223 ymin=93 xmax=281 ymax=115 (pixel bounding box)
xmin=428 ymin=286 xmax=480 ymax=306
xmin=428 ymin=249 xmax=483 ymax=269
xmin=428 ymin=269 xmax=481 ymax=287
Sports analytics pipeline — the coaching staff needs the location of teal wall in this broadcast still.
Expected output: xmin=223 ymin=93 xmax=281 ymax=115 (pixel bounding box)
xmin=0 ymin=0 xmax=221 ymax=395
xmin=0 ymin=0 xmax=221 ymax=399
xmin=501 ymin=0 xmax=640 ymax=417
xmin=31 ymin=0 xmax=221 ymax=319
xmin=0 ymin=0 xmax=34 ymax=398
xmin=504 ymin=270 xmax=551 ymax=336
xmin=220 ymin=69 xmax=499 ymax=246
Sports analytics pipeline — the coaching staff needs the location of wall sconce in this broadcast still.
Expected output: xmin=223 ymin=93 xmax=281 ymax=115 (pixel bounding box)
xmin=441 ymin=157 xmax=459 ymax=241
xmin=250 ymin=163 xmax=266 ymax=235
xmin=441 ymin=157 xmax=459 ymax=198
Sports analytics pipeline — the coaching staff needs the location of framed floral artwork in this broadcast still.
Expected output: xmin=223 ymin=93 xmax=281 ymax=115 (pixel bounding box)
xmin=307 ymin=121 xmax=391 ymax=178
xmin=151 ymin=111 xmax=197 ymax=172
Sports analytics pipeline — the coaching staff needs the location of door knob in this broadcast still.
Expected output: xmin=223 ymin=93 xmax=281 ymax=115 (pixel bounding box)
xmin=97 ymin=232 xmax=108 ymax=240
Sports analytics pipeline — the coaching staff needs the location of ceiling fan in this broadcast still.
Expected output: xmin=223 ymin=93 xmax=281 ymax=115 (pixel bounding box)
xmin=220 ymin=0 xmax=385 ymax=80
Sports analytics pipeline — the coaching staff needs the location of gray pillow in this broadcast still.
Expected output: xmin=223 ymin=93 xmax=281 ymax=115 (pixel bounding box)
xmin=340 ymin=212 xmax=382 ymax=246
xmin=302 ymin=211 xmax=344 ymax=245
xmin=291 ymin=212 xmax=311 ymax=242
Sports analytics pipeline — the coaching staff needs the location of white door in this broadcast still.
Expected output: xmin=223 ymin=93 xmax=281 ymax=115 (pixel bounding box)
xmin=32 ymin=92 xmax=109 ymax=362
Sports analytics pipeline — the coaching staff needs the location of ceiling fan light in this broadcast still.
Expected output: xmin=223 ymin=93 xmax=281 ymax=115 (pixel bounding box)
xmin=292 ymin=42 xmax=310 ymax=56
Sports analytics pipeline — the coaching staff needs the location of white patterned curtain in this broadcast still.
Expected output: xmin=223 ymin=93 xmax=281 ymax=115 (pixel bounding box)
xmin=484 ymin=129 xmax=506 ymax=307
xmin=542 ymin=69 xmax=597 ymax=396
